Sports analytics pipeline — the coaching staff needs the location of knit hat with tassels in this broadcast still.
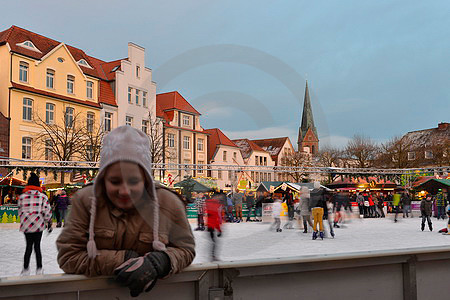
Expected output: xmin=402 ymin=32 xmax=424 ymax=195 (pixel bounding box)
xmin=87 ymin=126 xmax=166 ymax=259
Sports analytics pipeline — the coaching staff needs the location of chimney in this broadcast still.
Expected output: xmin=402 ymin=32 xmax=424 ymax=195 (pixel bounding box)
xmin=437 ymin=122 xmax=449 ymax=130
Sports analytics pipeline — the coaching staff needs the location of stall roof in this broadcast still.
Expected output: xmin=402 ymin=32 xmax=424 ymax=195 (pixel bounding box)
xmin=256 ymin=181 xmax=284 ymax=192
xmin=415 ymin=178 xmax=450 ymax=194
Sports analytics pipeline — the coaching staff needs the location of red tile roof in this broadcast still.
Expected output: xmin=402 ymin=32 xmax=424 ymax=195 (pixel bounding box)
xmin=156 ymin=91 xmax=201 ymax=115
xmin=11 ymin=82 xmax=101 ymax=109
xmin=99 ymin=81 xmax=117 ymax=107
xmin=204 ymin=128 xmax=238 ymax=162
xmin=0 ymin=26 xmax=118 ymax=107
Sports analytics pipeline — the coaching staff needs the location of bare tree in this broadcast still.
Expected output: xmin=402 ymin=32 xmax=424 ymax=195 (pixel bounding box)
xmin=318 ymin=145 xmax=343 ymax=183
xmin=429 ymin=139 xmax=450 ymax=167
xmin=344 ymin=135 xmax=378 ymax=168
xmin=280 ymin=151 xmax=312 ymax=183
xmin=80 ymin=121 xmax=105 ymax=163
xmin=33 ymin=107 xmax=87 ymax=184
xmin=376 ymin=136 xmax=412 ymax=168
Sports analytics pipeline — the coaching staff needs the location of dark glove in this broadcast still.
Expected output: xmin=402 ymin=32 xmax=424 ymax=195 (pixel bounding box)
xmin=217 ymin=231 xmax=222 ymax=237
xmin=115 ymin=251 xmax=171 ymax=297
xmin=124 ymin=250 xmax=139 ymax=261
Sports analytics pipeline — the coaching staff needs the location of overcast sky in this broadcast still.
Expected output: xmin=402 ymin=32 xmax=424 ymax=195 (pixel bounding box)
xmin=2 ymin=0 xmax=449 ymax=149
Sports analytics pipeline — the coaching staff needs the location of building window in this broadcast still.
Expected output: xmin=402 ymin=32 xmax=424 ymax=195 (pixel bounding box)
xmin=217 ymin=169 xmax=222 ymax=179
xmin=65 ymin=107 xmax=74 ymax=128
xmin=255 ymin=155 xmax=259 ymax=165
xmin=233 ymin=152 xmax=237 ymax=160
xmin=86 ymin=144 xmax=94 ymax=161
xmin=22 ymin=98 xmax=33 ymax=121
xmin=86 ymin=81 xmax=93 ymax=99
xmin=168 ymin=133 xmax=175 ymax=148
xmin=46 ymin=69 xmax=54 ymax=89
xmin=45 ymin=139 xmax=53 ymax=161
xmin=425 ymin=150 xmax=433 ymax=159
xmin=136 ymin=66 xmax=140 ymax=78
xmin=408 ymin=152 xmax=416 ymax=161
xmin=126 ymin=116 xmax=133 ymax=126
xmin=228 ymin=170 xmax=232 ymax=180
xmin=87 ymin=113 xmax=94 ymax=132
xmin=19 ymin=62 xmax=28 ymax=82
xmin=198 ymin=160 xmax=204 ymax=174
xmin=183 ymin=115 xmax=190 ymax=126
xmin=183 ymin=136 xmax=190 ymax=150
xmin=223 ymin=150 xmax=227 ymax=161
xmin=135 ymin=89 xmax=140 ymax=105
xmin=104 ymin=112 xmax=112 ymax=132
xmin=268 ymin=173 xmax=271 ymax=181
xmin=264 ymin=157 xmax=267 ymax=166
xmin=46 ymin=103 xmax=54 ymax=124
xmin=142 ymin=120 xmax=148 ymax=134
xmin=67 ymin=75 xmax=75 ymax=94
xmin=142 ymin=91 xmax=147 ymax=107
xmin=128 ymin=87 xmax=132 ymax=103
xmin=197 ymin=138 xmax=204 ymax=151
xmin=22 ymin=137 xmax=32 ymax=159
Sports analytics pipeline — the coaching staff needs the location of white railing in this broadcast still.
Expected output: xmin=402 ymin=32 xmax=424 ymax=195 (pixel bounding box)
xmin=1 ymin=245 xmax=450 ymax=299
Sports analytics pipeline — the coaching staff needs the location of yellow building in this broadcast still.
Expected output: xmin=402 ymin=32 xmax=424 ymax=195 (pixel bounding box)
xmin=0 ymin=26 xmax=106 ymax=164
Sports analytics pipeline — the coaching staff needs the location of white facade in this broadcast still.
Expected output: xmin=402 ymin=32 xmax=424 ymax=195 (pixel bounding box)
xmin=209 ymin=145 xmax=245 ymax=190
xmin=246 ymin=150 xmax=276 ymax=184
xmin=115 ymin=43 xmax=156 ymax=130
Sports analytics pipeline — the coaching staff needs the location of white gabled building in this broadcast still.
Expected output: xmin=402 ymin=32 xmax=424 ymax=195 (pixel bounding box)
xmin=204 ymin=128 xmax=245 ymax=190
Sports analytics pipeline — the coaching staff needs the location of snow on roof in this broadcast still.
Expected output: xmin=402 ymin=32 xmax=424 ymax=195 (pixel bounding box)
xmin=402 ymin=123 xmax=450 ymax=148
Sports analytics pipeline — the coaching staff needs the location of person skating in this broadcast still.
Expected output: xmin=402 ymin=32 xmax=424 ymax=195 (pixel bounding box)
xmin=18 ymin=173 xmax=53 ymax=276
xmin=254 ymin=192 xmax=264 ymax=222
xmin=310 ymin=182 xmax=326 ymax=240
xmin=393 ymin=191 xmax=402 ymax=222
xmin=435 ymin=189 xmax=447 ymax=220
xmin=283 ymin=190 xmax=295 ymax=229
xmin=324 ymin=197 xmax=335 ymax=238
xmin=299 ymin=187 xmax=313 ymax=233
xmin=402 ymin=191 xmax=412 ymax=218
xmin=55 ymin=190 xmax=70 ymax=227
xmin=245 ymin=191 xmax=255 ymax=222
xmin=356 ymin=192 xmax=364 ymax=218
xmin=420 ymin=194 xmax=433 ymax=231
xmin=206 ymin=195 xmax=222 ymax=261
xmin=271 ymin=197 xmax=283 ymax=232
xmin=232 ymin=189 xmax=244 ymax=221
xmin=194 ymin=193 xmax=206 ymax=231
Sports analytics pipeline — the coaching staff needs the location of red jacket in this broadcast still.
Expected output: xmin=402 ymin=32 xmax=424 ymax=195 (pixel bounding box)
xmin=206 ymin=198 xmax=221 ymax=230
xmin=368 ymin=195 xmax=374 ymax=206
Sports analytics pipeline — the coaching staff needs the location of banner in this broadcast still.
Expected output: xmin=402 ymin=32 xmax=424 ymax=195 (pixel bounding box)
xmin=0 ymin=206 xmax=19 ymax=223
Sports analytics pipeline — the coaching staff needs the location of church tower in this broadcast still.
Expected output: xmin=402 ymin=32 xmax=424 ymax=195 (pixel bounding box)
xmin=297 ymin=81 xmax=319 ymax=155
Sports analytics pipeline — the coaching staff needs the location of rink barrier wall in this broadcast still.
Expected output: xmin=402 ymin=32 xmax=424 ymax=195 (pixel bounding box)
xmin=1 ymin=245 xmax=450 ymax=300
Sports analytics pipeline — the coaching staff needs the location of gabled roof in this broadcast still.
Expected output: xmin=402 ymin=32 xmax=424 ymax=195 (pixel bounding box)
xmin=0 ymin=26 xmax=122 ymax=107
xmin=232 ymin=138 xmax=266 ymax=160
xmin=156 ymin=91 xmax=201 ymax=115
xmin=204 ymin=128 xmax=239 ymax=162
xmin=402 ymin=123 xmax=450 ymax=148
xmin=252 ymin=137 xmax=290 ymax=161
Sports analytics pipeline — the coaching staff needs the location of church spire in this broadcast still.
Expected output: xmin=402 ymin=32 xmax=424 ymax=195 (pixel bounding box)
xmin=298 ymin=81 xmax=319 ymax=153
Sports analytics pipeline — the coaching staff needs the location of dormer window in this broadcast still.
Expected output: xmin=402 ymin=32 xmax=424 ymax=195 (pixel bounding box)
xmin=16 ymin=40 xmax=42 ymax=53
xmin=77 ymin=59 xmax=92 ymax=69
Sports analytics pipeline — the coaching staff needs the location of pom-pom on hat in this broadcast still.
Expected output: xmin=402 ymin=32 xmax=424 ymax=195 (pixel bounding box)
xmin=27 ymin=173 xmax=40 ymax=187
xmin=87 ymin=126 xmax=166 ymax=259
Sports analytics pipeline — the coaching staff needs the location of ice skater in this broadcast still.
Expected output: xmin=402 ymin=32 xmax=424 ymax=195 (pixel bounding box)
xmin=194 ymin=193 xmax=206 ymax=231
xmin=420 ymin=194 xmax=433 ymax=231
xmin=299 ymin=187 xmax=313 ymax=233
xmin=271 ymin=197 xmax=283 ymax=232
xmin=206 ymin=195 xmax=222 ymax=260
xmin=18 ymin=173 xmax=52 ymax=275
xmin=310 ymin=182 xmax=326 ymax=240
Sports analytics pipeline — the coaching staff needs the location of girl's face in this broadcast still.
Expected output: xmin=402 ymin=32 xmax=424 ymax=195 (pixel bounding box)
xmin=104 ymin=161 xmax=146 ymax=210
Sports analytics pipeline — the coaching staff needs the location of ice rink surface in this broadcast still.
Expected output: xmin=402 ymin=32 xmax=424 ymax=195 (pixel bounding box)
xmin=1 ymin=216 xmax=450 ymax=277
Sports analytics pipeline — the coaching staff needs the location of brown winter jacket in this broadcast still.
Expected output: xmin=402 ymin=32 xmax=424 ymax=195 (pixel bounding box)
xmin=56 ymin=184 xmax=195 ymax=277
xmin=420 ymin=198 xmax=433 ymax=217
